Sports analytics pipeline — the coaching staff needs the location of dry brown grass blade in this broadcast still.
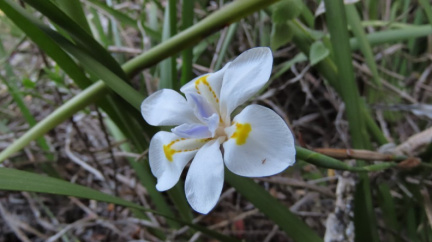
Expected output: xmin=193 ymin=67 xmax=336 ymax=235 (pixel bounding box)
xmin=395 ymin=126 xmax=432 ymax=156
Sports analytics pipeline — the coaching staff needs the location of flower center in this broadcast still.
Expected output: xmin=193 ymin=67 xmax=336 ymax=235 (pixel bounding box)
xmin=214 ymin=125 xmax=227 ymax=141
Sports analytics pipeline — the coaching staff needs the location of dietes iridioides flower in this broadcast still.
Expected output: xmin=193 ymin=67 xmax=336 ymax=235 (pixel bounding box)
xmin=141 ymin=47 xmax=296 ymax=214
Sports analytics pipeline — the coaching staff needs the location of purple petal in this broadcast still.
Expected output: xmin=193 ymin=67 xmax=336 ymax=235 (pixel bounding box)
xmin=171 ymin=123 xmax=212 ymax=139
xmin=186 ymin=93 xmax=216 ymax=120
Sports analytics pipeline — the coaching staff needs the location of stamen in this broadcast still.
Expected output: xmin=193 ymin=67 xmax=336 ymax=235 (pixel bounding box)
xmin=230 ymin=122 xmax=252 ymax=145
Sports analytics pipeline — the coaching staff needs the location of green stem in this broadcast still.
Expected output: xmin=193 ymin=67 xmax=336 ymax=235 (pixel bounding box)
xmin=0 ymin=82 xmax=107 ymax=162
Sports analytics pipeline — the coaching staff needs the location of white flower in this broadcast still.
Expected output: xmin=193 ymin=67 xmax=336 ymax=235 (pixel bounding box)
xmin=141 ymin=47 xmax=296 ymax=214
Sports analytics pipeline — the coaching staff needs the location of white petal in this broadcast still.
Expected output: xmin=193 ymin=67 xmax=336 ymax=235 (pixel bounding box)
xmin=185 ymin=138 xmax=224 ymax=214
xmin=180 ymin=63 xmax=231 ymax=112
xmin=149 ymin=131 xmax=206 ymax=191
xmin=141 ymin=89 xmax=199 ymax=126
xmin=223 ymin=105 xmax=296 ymax=177
xmin=219 ymin=47 xmax=273 ymax=122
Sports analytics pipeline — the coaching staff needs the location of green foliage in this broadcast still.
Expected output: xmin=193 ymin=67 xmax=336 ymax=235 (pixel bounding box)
xmin=270 ymin=23 xmax=293 ymax=50
xmin=309 ymin=41 xmax=329 ymax=66
xmin=22 ymin=78 xmax=36 ymax=89
xmin=271 ymin=0 xmax=303 ymax=23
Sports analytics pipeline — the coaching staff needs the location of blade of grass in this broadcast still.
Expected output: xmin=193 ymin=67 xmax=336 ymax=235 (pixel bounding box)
xmin=0 ymin=168 xmax=239 ymax=242
xmin=159 ymin=0 xmax=177 ymax=90
xmin=214 ymin=22 xmax=238 ymax=70
xmin=407 ymin=205 xmax=419 ymax=242
xmin=180 ymin=0 xmax=194 ymax=86
xmin=364 ymin=107 xmax=388 ymax=146
xmin=418 ymin=0 xmax=432 ymax=25
xmin=346 ymin=4 xmax=381 ymax=88
xmin=324 ymin=0 xmax=369 ymax=149
xmin=323 ymin=2 xmax=377 ymax=242
xmin=89 ymin=7 xmax=111 ymax=46
xmin=408 ymin=10 xmax=425 ymax=56
xmin=395 ymin=0 xmax=413 ymax=80
xmin=105 ymin=0 xmax=124 ymax=63
xmin=377 ymin=183 xmax=399 ymax=242
xmin=53 ymin=0 xmax=92 ymax=35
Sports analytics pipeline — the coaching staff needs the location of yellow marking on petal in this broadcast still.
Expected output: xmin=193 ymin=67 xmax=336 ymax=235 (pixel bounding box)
xmin=163 ymin=139 xmax=181 ymax=162
xmin=194 ymin=75 xmax=219 ymax=103
xmin=163 ymin=144 xmax=176 ymax=162
xmin=163 ymin=138 xmax=208 ymax=162
xmin=230 ymin=122 xmax=252 ymax=145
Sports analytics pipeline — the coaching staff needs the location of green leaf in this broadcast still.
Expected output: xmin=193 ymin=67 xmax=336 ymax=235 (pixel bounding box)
xmin=270 ymin=22 xmax=293 ymax=50
xmin=309 ymin=41 xmax=329 ymax=66
xmin=0 ymin=168 xmax=239 ymax=242
xmin=22 ymin=78 xmax=36 ymax=89
xmin=271 ymin=0 xmax=303 ymax=23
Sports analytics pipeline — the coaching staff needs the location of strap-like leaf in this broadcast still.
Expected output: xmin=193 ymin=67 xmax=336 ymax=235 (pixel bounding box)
xmin=0 ymin=168 xmax=238 ymax=242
